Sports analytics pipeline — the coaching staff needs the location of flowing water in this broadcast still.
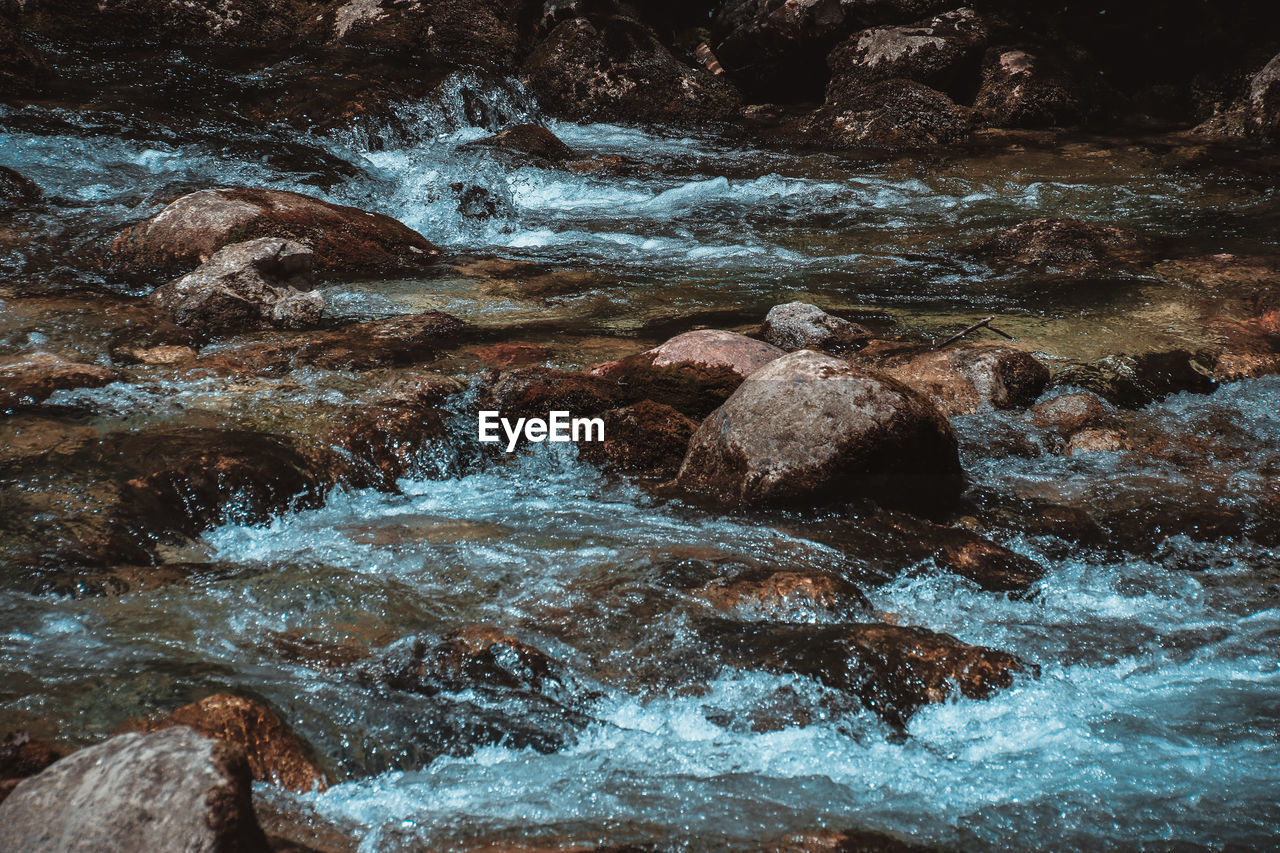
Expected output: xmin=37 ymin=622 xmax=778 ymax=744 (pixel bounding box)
xmin=2 ymin=67 xmax=1279 ymax=850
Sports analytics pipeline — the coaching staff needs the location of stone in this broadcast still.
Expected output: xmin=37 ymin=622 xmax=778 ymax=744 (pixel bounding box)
xmin=674 ymin=350 xmax=963 ymax=510
xmin=858 ymin=342 xmax=1050 ymax=417
xmin=0 ymin=352 xmax=118 ymax=410
xmin=462 ymin=124 xmax=577 ymax=166
xmin=0 ymin=727 xmax=270 ymax=853
xmin=478 ymin=366 xmax=630 ymax=422
xmin=693 ymin=568 xmax=871 ymax=621
xmin=1052 ymin=350 xmax=1216 ymax=408
xmin=974 ymin=48 xmax=1086 ymax=129
xmin=148 ymin=237 xmax=323 ymax=335
xmin=826 ymin=8 xmax=987 ymax=99
xmin=1065 ymin=427 xmax=1129 ymax=456
xmin=126 ymin=693 xmax=328 ymax=793
xmin=760 ymin=302 xmax=872 ymax=352
xmin=593 ymin=329 xmax=785 ymax=418
xmin=810 ymin=78 xmax=970 ymax=150
xmin=113 ymin=187 xmax=440 ymax=279
xmin=576 ymin=400 xmax=699 ymax=480
xmin=0 ymin=732 xmax=63 ymax=805
xmin=1031 ymin=392 xmax=1114 ymax=434
xmin=0 ymin=165 xmax=41 ymax=206
xmin=972 ymin=217 xmax=1148 ymax=274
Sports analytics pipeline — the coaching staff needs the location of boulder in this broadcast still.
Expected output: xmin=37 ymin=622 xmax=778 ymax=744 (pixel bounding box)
xmin=462 ymin=124 xmax=577 ymax=166
xmin=973 ymin=48 xmax=1086 ymax=129
xmin=126 ymin=693 xmax=328 ymax=793
xmin=113 ymin=187 xmax=440 ymax=279
xmin=0 ymin=166 xmax=41 ymax=206
xmin=325 ymin=377 xmax=457 ymax=488
xmin=760 ymin=302 xmax=872 ymax=352
xmin=858 ymin=342 xmax=1050 ymax=417
xmin=809 ymin=78 xmax=970 ymax=150
xmin=972 ymin=217 xmax=1148 ymax=274
xmin=826 ymin=8 xmax=987 ymax=100
xmin=1245 ymin=51 xmax=1280 ymax=138
xmin=29 ymin=0 xmax=309 ymax=46
xmin=576 ymin=400 xmax=698 ymax=480
xmin=884 ymin=514 xmax=1045 ymax=594
xmin=0 ymin=352 xmax=118 ymax=410
xmin=148 ymin=238 xmax=323 ymax=335
xmin=593 ymin=329 xmax=785 ymax=418
xmin=693 ymin=568 xmax=871 ymax=621
xmin=1030 ymin=391 xmax=1114 ymax=435
xmin=0 ymin=727 xmax=270 ymax=853
xmin=374 ymin=626 xmax=564 ymax=696
xmin=1052 ymin=350 xmax=1216 ymax=408
xmin=523 ymin=14 xmax=740 ymax=123
xmin=674 ymin=350 xmax=963 ymax=510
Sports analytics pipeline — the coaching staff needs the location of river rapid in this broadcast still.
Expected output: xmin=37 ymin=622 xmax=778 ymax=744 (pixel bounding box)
xmin=2 ymin=67 xmax=1279 ymax=851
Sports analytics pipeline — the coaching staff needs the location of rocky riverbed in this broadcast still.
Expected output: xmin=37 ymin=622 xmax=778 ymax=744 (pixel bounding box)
xmin=2 ymin=2 xmax=1279 ymax=851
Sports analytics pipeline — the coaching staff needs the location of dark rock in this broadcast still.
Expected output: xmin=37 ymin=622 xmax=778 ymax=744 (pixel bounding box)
xmin=1030 ymin=391 xmax=1114 ymax=434
xmin=1053 ymin=350 xmax=1217 ymax=408
xmin=0 ymin=165 xmax=41 ymax=206
xmin=674 ymin=350 xmax=963 ymax=510
xmin=461 ymin=342 xmax=551 ymax=369
xmin=592 ymin=329 xmax=785 ymax=419
xmin=826 ymin=8 xmax=987 ymax=100
xmin=148 ymin=237 xmax=322 ymax=335
xmin=523 ymin=13 xmax=740 ymax=123
xmin=373 ymin=626 xmax=564 ymax=696
xmin=113 ymin=188 xmax=440 ymax=280
xmin=462 ymin=123 xmax=577 ymax=166
xmin=710 ymin=620 xmax=1027 ymax=729
xmin=577 ymin=399 xmax=698 ymax=480
xmin=1193 ymin=50 xmax=1280 ymax=141
xmin=857 ymin=342 xmax=1049 ymax=417
xmin=973 ymin=48 xmax=1087 ymax=129
xmin=760 ymin=302 xmax=872 ymax=352
xmin=763 ymin=827 xmax=939 ymax=853
xmin=971 ymin=217 xmax=1148 ymax=275
xmin=809 ymin=78 xmax=970 ymax=150
xmin=125 ymin=693 xmax=329 ymax=793
xmin=27 ymin=0 xmax=311 ymax=47
xmin=693 ymin=567 xmax=871 ymax=621
xmin=324 ymin=378 xmax=456 ymax=488
xmin=0 ymin=352 xmax=118 ymax=410
xmin=0 ymin=727 xmax=270 ymax=853
xmin=0 ymin=732 xmax=63 ymax=806
xmin=880 ymin=513 xmax=1045 ymax=594
xmin=478 ymin=366 xmax=630 ymax=421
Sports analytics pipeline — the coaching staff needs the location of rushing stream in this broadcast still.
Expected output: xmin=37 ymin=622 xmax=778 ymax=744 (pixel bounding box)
xmin=2 ymin=69 xmax=1279 ymax=850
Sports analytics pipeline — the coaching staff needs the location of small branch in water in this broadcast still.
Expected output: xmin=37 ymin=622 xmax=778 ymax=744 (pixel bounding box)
xmin=933 ymin=316 xmax=1014 ymax=349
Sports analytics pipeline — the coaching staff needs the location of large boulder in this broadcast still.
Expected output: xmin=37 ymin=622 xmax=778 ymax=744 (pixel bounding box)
xmin=113 ymin=188 xmax=440 ymax=279
xmin=0 ymin=727 xmax=270 ymax=853
xmin=858 ymin=342 xmax=1050 ymax=417
xmin=674 ymin=350 xmax=963 ymax=509
xmin=1193 ymin=50 xmax=1280 ymax=141
xmin=0 ymin=352 xmax=118 ymax=410
xmin=973 ymin=48 xmax=1087 ymax=129
xmin=523 ymin=13 xmax=740 ymax=123
xmin=826 ymin=8 xmax=987 ymax=100
xmin=593 ymin=329 xmax=785 ymax=418
xmin=809 ymin=78 xmax=970 ymax=150
xmin=760 ymin=302 xmax=871 ymax=352
xmin=148 ymin=237 xmax=323 ymax=335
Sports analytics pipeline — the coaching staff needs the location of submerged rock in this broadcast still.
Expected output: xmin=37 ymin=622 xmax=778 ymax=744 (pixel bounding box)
xmin=857 ymin=342 xmax=1050 ymax=417
xmin=593 ymin=329 xmax=785 ymax=418
xmin=760 ymin=302 xmax=872 ymax=353
xmin=826 ymin=8 xmax=987 ymax=99
xmin=974 ymin=48 xmax=1087 ymax=129
xmin=674 ymin=350 xmax=963 ymax=510
xmin=462 ymin=123 xmax=577 ymax=166
xmin=693 ymin=568 xmax=872 ymax=622
xmin=0 ymin=165 xmax=42 ymax=207
xmin=0 ymin=727 xmax=269 ymax=853
xmin=763 ymin=827 xmax=939 ymax=853
xmin=113 ymin=187 xmax=440 ymax=279
xmin=126 ymin=693 xmax=328 ymax=793
xmin=971 ymin=217 xmax=1148 ymax=274
xmin=576 ymin=400 xmax=698 ymax=480
xmin=148 ymin=237 xmax=323 ymax=335
xmin=0 ymin=352 xmax=118 ymax=410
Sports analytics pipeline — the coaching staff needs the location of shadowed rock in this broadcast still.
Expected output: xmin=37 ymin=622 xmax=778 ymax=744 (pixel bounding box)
xmin=463 ymin=123 xmax=577 ymax=166
xmin=971 ymin=217 xmax=1148 ymax=274
xmin=0 ymin=165 xmax=41 ymax=207
xmin=0 ymin=352 xmax=118 ymax=410
xmin=577 ymin=400 xmax=698 ymax=480
xmin=826 ymin=8 xmax=987 ymax=99
xmin=0 ymin=732 xmax=63 ymax=805
xmin=974 ymin=48 xmax=1087 ymax=129
xmin=761 ymin=302 xmax=872 ymax=353
xmin=809 ymin=78 xmax=970 ymax=150
xmin=857 ymin=342 xmax=1050 ymax=417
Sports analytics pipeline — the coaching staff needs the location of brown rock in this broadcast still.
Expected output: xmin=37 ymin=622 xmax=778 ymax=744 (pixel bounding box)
xmin=0 ymin=732 xmax=64 ymax=806
xmin=577 ymin=399 xmax=698 ymax=480
xmin=760 ymin=302 xmax=872 ymax=352
xmin=1064 ymin=427 xmax=1129 ymax=456
xmin=0 ymin=352 xmax=118 ymax=410
xmin=810 ymin=78 xmax=970 ymax=150
xmin=594 ymin=329 xmax=785 ymax=418
xmin=479 ymin=366 xmax=630 ymax=421
xmin=694 ymin=568 xmax=871 ymax=621
xmin=375 ymin=626 xmax=563 ymax=695
xmin=763 ymin=827 xmax=938 ymax=853
xmin=675 ymin=350 xmax=963 ymax=510
xmin=462 ymin=342 xmax=551 ymax=369
xmin=326 ymin=400 xmax=449 ymax=488
xmin=860 ymin=342 xmax=1049 ymax=416
xmin=1031 ymin=392 xmax=1113 ymax=434
xmin=972 ymin=217 xmax=1148 ymax=274
xmin=113 ymin=187 xmax=439 ymax=280
xmin=462 ymin=124 xmax=577 ymax=166
xmin=826 ymin=8 xmax=987 ymax=98
xmin=974 ymin=48 xmax=1086 ymax=129
xmin=0 ymin=727 xmax=270 ymax=853
xmin=127 ymin=693 xmax=328 ymax=793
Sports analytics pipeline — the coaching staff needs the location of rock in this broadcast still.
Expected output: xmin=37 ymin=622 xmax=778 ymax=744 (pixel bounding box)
xmin=760 ymin=302 xmax=872 ymax=352
xmin=126 ymin=693 xmax=328 ymax=793
xmin=1053 ymin=350 xmax=1217 ymax=408
xmin=374 ymin=626 xmax=564 ymax=696
xmin=325 ymin=397 xmax=450 ymax=488
xmin=0 ymin=727 xmax=270 ymax=853
xmin=763 ymin=827 xmax=939 ymax=853
xmin=462 ymin=124 xmax=577 ymax=166
xmin=148 ymin=238 xmax=323 ymax=335
xmin=1064 ymin=427 xmax=1129 ymax=456
xmin=674 ymin=350 xmax=963 ymax=510
xmin=826 ymin=8 xmax=987 ymax=100
xmin=857 ymin=342 xmax=1050 ymax=417
xmin=523 ymin=14 xmax=741 ymax=123
xmin=0 ymin=732 xmax=63 ymax=805
xmin=693 ymin=568 xmax=871 ymax=621
xmin=1031 ymin=391 xmax=1114 ymax=434
xmin=113 ymin=188 xmax=440 ymax=279
xmin=973 ymin=49 xmax=1087 ymax=129
xmin=1194 ymin=50 xmax=1280 ymax=141
xmin=885 ymin=515 xmax=1045 ymax=594
xmin=576 ymin=400 xmax=698 ymax=480
xmin=478 ymin=366 xmax=629 ymax=421
xmin=593 ymin=329 xmax=785 ymax=418
xmin=710 ymin=620 xmax=1027 ymax=729
xmin=0 ymin=165 xmax=41 ymax=206
xmin=114 ymin=344 xmax=199 ymax=366
xmin=972 ymin=217 xmax=1148 ymax=274
xmin=0 ymin=352 xmax=118 ymax=410
xmin=30 ymin=0 xmax=310 ymax=46
xmin=810 ymin=78 xmax=970 ymax=150
xmin=462 ymin=342 xmax=551 ymax=369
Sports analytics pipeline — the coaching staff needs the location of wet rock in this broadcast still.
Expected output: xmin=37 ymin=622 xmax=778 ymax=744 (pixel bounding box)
xmin=114 ymin=343 xmax=199 ymax=365
xmin=523 ymin=13 xmax=740 ymax=123
xmin=1064 ymin=427 xmax=1130 ymax=456
xmin=478 ymin=366 xmax=630 ymax=421
xmin=374 ymin=626 xmax=564 ymax=696
xmin=674 ymin=350 xmax=963 ymax=510
xmin=857 ymin=342 xmax=1049 ymax=417
xmin=461 ymin=341 xmax=551 ymax=369
xmin=148 ymin=237 xmax=323 ymax=336
xmin=577 ymin=400 xmax=699 ymax=480
xmin=826 ymin=8 xmax=987 ymax=100
xmin=1211 ymin=320 xmax=1280 ymax=382
xmin=1053 ymin=350 xmax=1216 ymax=408
xmin=30 ymin=0 xmax=310 ymax=46
xmin=462 ymin=123 xmax=577 ymax=166
xmin=113 ymin=187 xmax=440 ymax=280
xmin=0 ymin=732 xmax=63 ymax=805
xmin=885 ymin=513 xmax=1045 ymax=594
xmin=760 ymin=302 xmax=872 ymax=352
xmin=126 ymin=693 xmax=328 ymax=793
xmin=971 ymin=217 xmax=1148 ymax=274
xmin=693 ymin=568 xmax=871 ymax=621
xmin=973 ymin=48 xmax=1087 ymax=129
xmin=593 ymin=329 xmax=785 ymax=418
xmin=325 ymin=392 xmax=451 ymax=488
xmin=1031 ymin=391 xmax=1113 ymax=434
xmin=0 ymin=727 xmax=269 ymax=853
xmin=810 ymin=78 xmax=970 ymax=150
xmin=710 ymin=620 xmax=1027 ymax=729
xmin=0 ymin=165 xmax=41 ymax=207
xmin=763 ymin=827 xmax=938 ymax=853
xmin=0 ymin=352 xmax=118 ymax=410
xmin=1193 ymin=50 xmax=1280 ymax=141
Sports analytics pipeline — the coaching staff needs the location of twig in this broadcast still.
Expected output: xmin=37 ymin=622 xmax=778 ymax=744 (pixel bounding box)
xmin=933 ymin=316 xmax=1014 ymax=349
